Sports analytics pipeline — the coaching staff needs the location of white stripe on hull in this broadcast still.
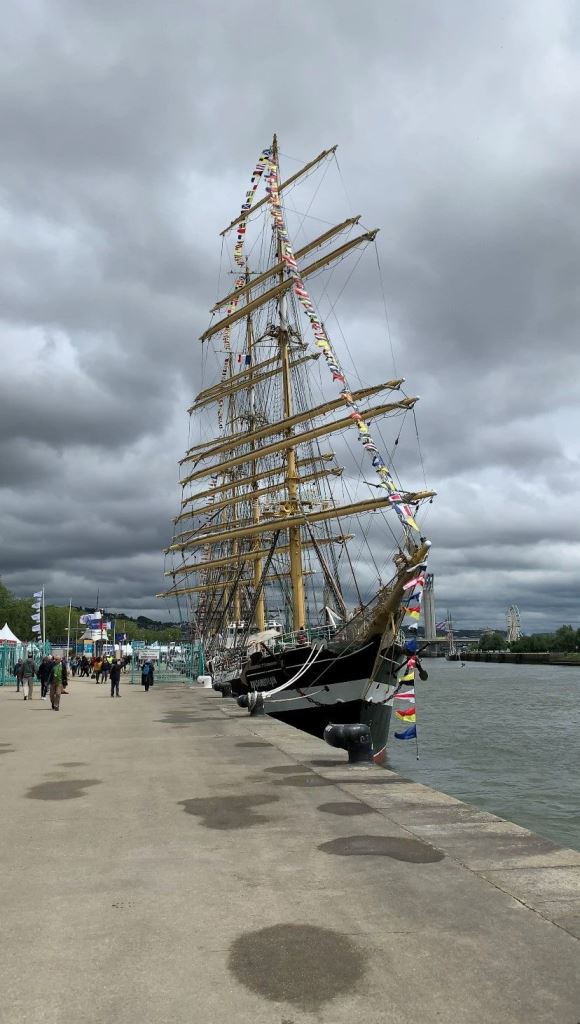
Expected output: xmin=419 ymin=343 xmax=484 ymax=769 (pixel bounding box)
xmin=265 ymin=676 xmax=396 ymax=715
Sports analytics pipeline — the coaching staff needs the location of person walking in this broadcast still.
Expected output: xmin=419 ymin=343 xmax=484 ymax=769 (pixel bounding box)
xmin=37 ymin=657 xmax=54 ymax=700
xmin=21 ymin=653 xmax=36 ymax=700
xmin=80 ymin=655 xmax=90 ymax=677
xmin=110 ymin=660 xmax=122 ymax=698
xmin=101 ymin=656 xmax=111 ymax=686
xmin=141 ymin=659 xmax=154 ymax=692
xmin=50 ymin=658 xmax=64 ymax=710
xmin=13 ymin=658 xmax=24 ymax=693
xmin=61 ymin=659 xmax=69 ymax=694
xmin=93 ymin=656 xmax=103 ymax=684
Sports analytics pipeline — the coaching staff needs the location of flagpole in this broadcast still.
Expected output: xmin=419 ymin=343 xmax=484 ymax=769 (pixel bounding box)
xmin=42 ymin=587 xmax=46 ymax=651
xmin=66 ymin=599 xmax=72 ymax=659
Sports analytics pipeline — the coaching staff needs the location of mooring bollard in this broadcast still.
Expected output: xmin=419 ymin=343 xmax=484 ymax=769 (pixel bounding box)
xmin=212 ymin=680 xmax=232 ymax=698
xmin=237 ymin=691 xmax=265 ymax=716
xmin=323 ymin=723 xmax=373 ymax=764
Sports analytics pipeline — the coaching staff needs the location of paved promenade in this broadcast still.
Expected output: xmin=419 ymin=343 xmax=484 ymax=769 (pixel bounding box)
xmin=1 ymin=677 xmax=580 ymax=1024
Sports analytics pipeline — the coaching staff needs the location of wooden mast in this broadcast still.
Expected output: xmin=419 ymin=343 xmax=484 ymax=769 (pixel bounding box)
xmin=273 ymin=134 xmax=306 ymax=631
xmin=245 ymin=274 xmax=266 ymax=632
xmin=226 ymin=352 xmax=241 ymax=628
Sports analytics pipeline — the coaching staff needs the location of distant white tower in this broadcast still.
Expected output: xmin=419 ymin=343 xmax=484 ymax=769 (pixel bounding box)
xmin=506 ymin=605 xmax=522 ymax=642
xmin=423 ymin=574 xmax=436 ymax=641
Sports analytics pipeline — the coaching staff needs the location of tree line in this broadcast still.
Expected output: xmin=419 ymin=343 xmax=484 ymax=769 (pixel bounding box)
xmin=0 ymin=582 xmax=181 ymax=645
xmin=477 ymin=625 xmax=580 ymax=653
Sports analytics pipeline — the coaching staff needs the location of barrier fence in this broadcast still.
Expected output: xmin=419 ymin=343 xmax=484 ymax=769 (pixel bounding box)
xmin=0 ymin=642 xmax=204 ymax=687
xmin=130 ymin=644 xmax=205 ymax=685
xmin=0 ymin=643 xmax=53 ymax=685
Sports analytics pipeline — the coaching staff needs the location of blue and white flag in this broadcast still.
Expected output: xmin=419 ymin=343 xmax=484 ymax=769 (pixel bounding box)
xmin=80 ymin=611 xmax=102 ymax=625
xmin=394 ymin=725 xmax=417 ymax=741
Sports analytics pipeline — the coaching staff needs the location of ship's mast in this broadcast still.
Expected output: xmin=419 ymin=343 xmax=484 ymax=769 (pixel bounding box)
xmin=227 ymin=369 xmax=241 ymax=626
xmin=273 ymin=134 xmax=306 ymax=630
xmin=245 ymin=271 xmax=266 ymax=632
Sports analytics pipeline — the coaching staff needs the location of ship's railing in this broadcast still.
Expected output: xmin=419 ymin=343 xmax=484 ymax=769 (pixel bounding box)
xmin=273 ymin=625 xmax=337 ymax=651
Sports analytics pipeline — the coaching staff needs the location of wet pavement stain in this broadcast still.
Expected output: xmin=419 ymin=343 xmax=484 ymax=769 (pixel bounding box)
xmin=178 ymin=793 xmax=280 ymax=830
xmin=59 ymin=762 xmax=87 ymax=768
xmin=307 ymin=759 xmax=346 ymax=768
xmin=274 ymin=775 xmax=333 ymax=788
xmin=236 ymin=741 xmax=269 ymax=749
xmin=318 ymin=834 xmax=444 ymax=862
xmin=156 ymin=712 xmax=227 ymax=727
xmin=318 ymin=801 xmax=375 ymax=817
xmin=228 ymin=923 xmax=365 ymax=1011
xmin=26 ymin=779 xmax=102 ymax=801
xmin=264 ymin=765 xmax=312 ymax=775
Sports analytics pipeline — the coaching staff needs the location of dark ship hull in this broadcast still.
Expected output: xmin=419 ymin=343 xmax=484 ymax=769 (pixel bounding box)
xmin=218 ymin=634 xmax=395 ymax=759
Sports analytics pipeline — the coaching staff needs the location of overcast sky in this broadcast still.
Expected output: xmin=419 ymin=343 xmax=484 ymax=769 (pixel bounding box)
xmin=1 ymin=0 xmax=579 ymax=632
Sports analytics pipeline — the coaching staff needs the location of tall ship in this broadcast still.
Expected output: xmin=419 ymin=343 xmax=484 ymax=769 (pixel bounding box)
xmin=445 ymin=612 xmax=460 ymax=661
xmin=161 ymin=137 xmax=435 ymax=760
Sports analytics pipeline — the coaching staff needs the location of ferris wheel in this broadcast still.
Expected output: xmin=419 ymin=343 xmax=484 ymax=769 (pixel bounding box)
xmin=506 ymin=605 xmax=522 ymax=642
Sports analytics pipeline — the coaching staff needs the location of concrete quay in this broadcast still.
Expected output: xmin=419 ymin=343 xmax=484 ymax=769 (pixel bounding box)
xmin=1 ymin=678 xmax=580 ymax=1024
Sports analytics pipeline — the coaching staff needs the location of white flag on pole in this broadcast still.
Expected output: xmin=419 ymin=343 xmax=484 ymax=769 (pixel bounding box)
xmin=31 ymin=613 xmax=41 ymax=622
xmin=33 ymin=591 xmax=42 ymax=599
xmin=31 ymin=624 xmax=42 ymax=633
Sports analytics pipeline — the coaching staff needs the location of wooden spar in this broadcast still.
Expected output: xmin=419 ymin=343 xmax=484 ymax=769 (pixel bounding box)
xmin=180 ymin=397 xmax=418 ymax=487
xmin=181 ymin=380 xmax=404 ymax=465
xmin=161 ymin=569 xmax=316 ymax=597
xmin=200 ymin=229 xmax=379 ymax=342
xmin=179 ymin=453 xmax=338 ymax=509
xmin=192 ymin=354 xmax=281 ymax=407
xmin=168 ymin=494 xmax=399 ymax=553
xmin=189 ymin=352 xmax=320 ymax=415
xmin=174 ymin=468 xmax=344 ymax=526
xmin=212 ymin=217 xmax=360 ymax=313
xmin=219 ymin=144 xmax=337 ymax=236
xmin=168 ymin=489 xmax=435 ymax=552
xmin=161 ymin=534 xmax=353 ymax=584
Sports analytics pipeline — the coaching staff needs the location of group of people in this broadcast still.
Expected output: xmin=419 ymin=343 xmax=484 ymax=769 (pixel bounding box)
xmin=12 ymin=652 xmax=156 ymax=705
xmin=13 ymin=654 xmax=68 ymax=710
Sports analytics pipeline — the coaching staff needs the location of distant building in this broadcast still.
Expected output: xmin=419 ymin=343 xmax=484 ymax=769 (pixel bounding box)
xmin=423 ymin=574 xmax=436 ymax=641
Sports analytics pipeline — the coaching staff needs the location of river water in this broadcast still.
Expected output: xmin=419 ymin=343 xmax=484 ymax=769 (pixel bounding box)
xmin=386 ymin=659 xmax=580 ymax=851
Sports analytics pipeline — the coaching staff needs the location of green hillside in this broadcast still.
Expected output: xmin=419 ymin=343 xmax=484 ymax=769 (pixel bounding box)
xmin=0 ymin=582 xmax=181 ymax=644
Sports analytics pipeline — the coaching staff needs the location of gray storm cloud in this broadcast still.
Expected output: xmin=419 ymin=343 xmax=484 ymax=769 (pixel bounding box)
xmin=1 ymin=0 xmax=579 ymax=631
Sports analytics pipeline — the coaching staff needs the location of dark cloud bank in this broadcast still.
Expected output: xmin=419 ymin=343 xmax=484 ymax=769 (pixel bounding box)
xmin=1 ymin=0 xmax=579 ymax=630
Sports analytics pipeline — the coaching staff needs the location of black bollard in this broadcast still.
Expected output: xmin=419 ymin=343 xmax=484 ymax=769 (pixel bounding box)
xmin=323 ymin=723 xmax=373 ymax=764
xmin=237 ymin=692 xmax=265 ymax=716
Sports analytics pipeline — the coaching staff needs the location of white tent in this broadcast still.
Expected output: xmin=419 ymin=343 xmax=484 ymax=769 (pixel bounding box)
xmin=0 ymin=622 xmax=21 ymax=645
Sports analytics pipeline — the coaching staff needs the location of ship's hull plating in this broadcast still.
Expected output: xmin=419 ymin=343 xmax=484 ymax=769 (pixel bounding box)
xmin=222 ymin=636 xmax=396 ymax=758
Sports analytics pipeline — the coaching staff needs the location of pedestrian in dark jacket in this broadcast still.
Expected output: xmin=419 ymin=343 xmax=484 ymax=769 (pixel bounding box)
xmin=37 ymin=657 xmax=54 ymax=700
xmin=110 ymin=660 xmax=122 ymax=697
xmin=141 ymin=660 xmax=154 ymax=692
xmin=13 ymin=659 xmax=24 ymax=692
xmin=80 ymin=656 xmax=90 ymax=677
xmin=22 ymin=655 xmax=36 ymax=700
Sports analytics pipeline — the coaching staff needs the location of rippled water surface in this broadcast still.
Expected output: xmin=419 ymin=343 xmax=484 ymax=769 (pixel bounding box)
xmin=386 ymin=659 xmax=580 ymax=850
